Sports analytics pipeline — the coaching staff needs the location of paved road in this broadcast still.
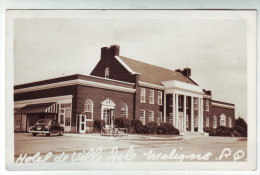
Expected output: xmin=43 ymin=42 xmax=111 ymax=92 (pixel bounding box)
xmin=14 ymin=133 xmax=247 ymax=163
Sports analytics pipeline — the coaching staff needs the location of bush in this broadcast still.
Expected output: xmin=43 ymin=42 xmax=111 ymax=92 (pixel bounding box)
xmin=233 ymin=125 xmax=245 ymax=137
xmin=130 ymin=119 xmax=143 ymax=134
xmin=141 ymin=125 xmax=150 ymax=134
xmin=215 ymin=126 xmax=234 ymax=136
xmin=194 ymin=127 xmax=198 ymax=132
xmin=93 ymin=119 xmax=105 ymax=132
xmin=146 ymin=122 xmax=158 ymax=134
xmin=156 ymin=123 xmax=179 ymax=135
xmin=115 ymin=117 xmax=130 ymax=129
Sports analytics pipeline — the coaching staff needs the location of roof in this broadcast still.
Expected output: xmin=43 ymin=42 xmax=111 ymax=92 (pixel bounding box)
xmin=118 ymin=56 xmax=198 ymax=86
xmin=17 ymin=102 xmax=56 ymax=114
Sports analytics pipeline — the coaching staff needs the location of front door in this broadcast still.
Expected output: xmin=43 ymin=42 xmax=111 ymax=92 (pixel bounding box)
xmin=103 ymin=109 xmax=115 ymax=128
xmin=179 ymin=113 xmax=184 ymax=131
xmin=59 ymin=104 xmax=72 ymax=132
xmin=79 ymin=114 xmax=86 ymax=133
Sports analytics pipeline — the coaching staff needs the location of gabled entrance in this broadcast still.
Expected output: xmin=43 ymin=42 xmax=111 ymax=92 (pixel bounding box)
xmin=101 ymin=98 xmax=115 ymax=128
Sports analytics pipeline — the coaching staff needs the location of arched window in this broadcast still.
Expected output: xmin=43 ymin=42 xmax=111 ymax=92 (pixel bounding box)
xmin=220 ymin=114 xmax=226 ymax=127
xmin=84 ymin=99 xmax=93 ymax=120
xmin=120 ymin=103 xmax=128 ymax=117
xmin=105 ymin=67 xmax=110 ymax=78
xmin=213 ymin=115 xmax=217 ymax=128
xmin=228 ymin=117 xmax=232 ymax=128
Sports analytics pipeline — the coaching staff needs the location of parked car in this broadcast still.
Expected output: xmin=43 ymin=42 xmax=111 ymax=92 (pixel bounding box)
xmin=29 ymin=119 xmax=64 ymax=136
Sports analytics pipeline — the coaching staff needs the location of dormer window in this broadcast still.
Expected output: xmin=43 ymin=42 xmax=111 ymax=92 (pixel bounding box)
xmin=105 ymin=67 xmax=110 ymax=78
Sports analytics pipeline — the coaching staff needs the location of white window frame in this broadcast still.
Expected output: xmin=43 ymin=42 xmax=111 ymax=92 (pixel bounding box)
xmin=206 ymin=100 xmax=209 ymax=111
xmin=169 ymin=113 xmax=173 ymax=124
xmin=206 ymin=116 xmax=209 ymax=127
xmin=84 ymin=99 xmax=93 ymax=121
xmin=220 ymin=114 xmax=226 ymax=127
xmin=228 ymin=117 xmax=232 ymax=128
xmin=120 ymin=103 xmax=128 ymax=117
xmin=149 ymin=111 xmax=154 ymax=122
xmin=157 ymin=91 xmax=162 ymax=105
xmin=194 ymin=115 xmax=198 ymax=127
xmin=105 ymin=67 xmax=110 ymax=79
xmin=194 ymin=98 xmax=198 ymax=110
xmin=213 ymin=115 xmax=217 ymax=128
xmin=140 ymin=110 xmax=145 ymax=124
xmin=140 ymin=88 xmax=146 ymax=103
xmin=149 ymin=89 xmax=154 ymax=104
xmin=157 ymin=112 xmax=162 ymax=125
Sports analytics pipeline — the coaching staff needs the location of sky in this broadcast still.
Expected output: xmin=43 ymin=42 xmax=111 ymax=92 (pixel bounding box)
xmin=13 ymin=10 xmax=250 ymax=120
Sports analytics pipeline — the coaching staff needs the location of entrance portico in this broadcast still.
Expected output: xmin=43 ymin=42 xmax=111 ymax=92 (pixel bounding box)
xmin=162 ymin=80 xmax=204 ymax=133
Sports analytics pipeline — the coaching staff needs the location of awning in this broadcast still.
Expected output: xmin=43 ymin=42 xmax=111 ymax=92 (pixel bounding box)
xmin=17 ymin=102 xmax=58 ymax=114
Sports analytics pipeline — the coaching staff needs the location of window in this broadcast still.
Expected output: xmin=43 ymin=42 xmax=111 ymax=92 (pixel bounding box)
xmin=206 ymin=116 xmax=209 ymax=127
xmin=169 ymin=95 xmax=173 ymax=106
xmin=149 ymin=89 xmax=154 ymax=104
xmin=60 ymin=103 xmax=72 ymax=126
xmin=149 ymin=111 xmax=154 ymax=122
xmin=169 ymin=113 xmax=173 ymax=124
xmin=186 ymin=97 xmax=189 ymax=109
xmin=220 ymin=114 xmax=226 ymax=126
xmin=213 ymin=115 xmax=217 ymax=128
xmin=140 ymin=88 xmax=146 ymax=103
xmin=206 ymin=100 xmax=209 ymax=111
xmin=105 ymin=67 xmax=109 ymax=78
xmin=194 ymin=115 xmax=198 ymax=127
xmin=228 ymin=117 xmax=232 ymax=128
xmin=84 ymin=99 xmax=93 ymax=120
xmin=157 ymin=112 xmax=162 ymax=125
xmin=194 ymin=98 xmax=198 ymax=110
xmin=178 ymin=95 xmax=183 ymax=109
xmin=140 ymin=110 xmax=145 ymax=124
xmin=158 ymin=91 xmax=162 ymax=105
xmin=120 ymin=103 xmax=128 ymax=117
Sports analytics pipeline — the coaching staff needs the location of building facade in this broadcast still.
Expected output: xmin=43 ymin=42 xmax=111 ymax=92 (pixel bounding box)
xmin=14 ymin=45 xmax=235 ymax=133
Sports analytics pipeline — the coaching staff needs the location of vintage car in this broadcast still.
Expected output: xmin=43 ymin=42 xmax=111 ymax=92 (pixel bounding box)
xmin=29 ymin=119 xmax=64 ymax=136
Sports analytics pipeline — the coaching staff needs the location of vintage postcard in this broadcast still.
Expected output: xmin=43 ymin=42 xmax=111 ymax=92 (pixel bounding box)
xmin=5 ymin=10 xmax=256 ymax=171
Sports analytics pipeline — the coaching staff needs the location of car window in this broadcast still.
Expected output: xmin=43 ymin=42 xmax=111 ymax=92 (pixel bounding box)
xmin=37 ymin=119 xmax=50 ymax=124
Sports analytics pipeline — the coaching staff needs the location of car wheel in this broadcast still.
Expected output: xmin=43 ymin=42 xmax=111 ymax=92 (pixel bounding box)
xmin=49 ymin=131 xmax=53 ymax=137
xmin=32 ymin=133 xmax=37 ymax=136
xmin=59 ymin=131 xmax=64 ymax=136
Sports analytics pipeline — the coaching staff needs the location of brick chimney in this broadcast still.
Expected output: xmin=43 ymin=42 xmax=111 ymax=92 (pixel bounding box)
xmin=109 ymin=44 xmax=120 ymax=56
xmin=183 ymin=67 xmax=191 ymax=77
xmin=101 ymin=47 xmax=109 ymax=60
xmin=175 ymin=68 xmax=191 ymax=77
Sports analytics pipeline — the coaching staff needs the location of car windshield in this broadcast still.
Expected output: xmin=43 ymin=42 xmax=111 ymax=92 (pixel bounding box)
xmin=36 ymin=119 xmax=51 ymax=124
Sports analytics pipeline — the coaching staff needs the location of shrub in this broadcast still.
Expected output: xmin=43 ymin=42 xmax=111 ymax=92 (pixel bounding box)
xmin=203 ymin=127 xmax=213 ymax=133
xmin=215 ymin=126 xmax=234 ymax=136
xmin=130 ymin=119 xmax=143 ymax=134
xmin=156 ymin=123 xmax=179 ymax=135
xmin=141 ymin=125 xmax=150 ymax=134
xmin=115 ymin=117 xmax=130 ymax=129
xmin=233 ymin=125 xmax=244 ymax=137
xmin=93 ymin=119 xmax=105 ymax=132
xmin=194 ymin=127 xmax=198 ymax=132
xmin=146 ymin=122 xmax=158 ymax=134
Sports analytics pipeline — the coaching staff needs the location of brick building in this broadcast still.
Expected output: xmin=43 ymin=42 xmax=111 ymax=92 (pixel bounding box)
xmin=14 ymin=45 xmax=235 ymax=133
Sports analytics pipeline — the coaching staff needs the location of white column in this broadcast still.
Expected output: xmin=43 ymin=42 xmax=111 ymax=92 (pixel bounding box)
xmin=191 ymin=97 xmax=194 ymax=132
xmin=200 ymin=98 xmax=204 ymax=132
xmin=198 ymin=98 xmax=201 ymax=132
xmin=184 ymin=95 xmax=187 ymax=132
xmin=175 ymin=93 xmax=179 ymax=129
xmin=163 ymin=92 xmax=167 ymax=123
xmin=172 ymin=93 xmax=175 ymax=126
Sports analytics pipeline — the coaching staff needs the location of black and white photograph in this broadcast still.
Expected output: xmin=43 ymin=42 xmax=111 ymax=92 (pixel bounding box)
xmin=4 ymin=9 xmax=256 ymax=171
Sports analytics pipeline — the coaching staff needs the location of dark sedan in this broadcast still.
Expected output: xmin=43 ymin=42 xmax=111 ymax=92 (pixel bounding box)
xmin=29 ymin=119 xmax=64 ymax=136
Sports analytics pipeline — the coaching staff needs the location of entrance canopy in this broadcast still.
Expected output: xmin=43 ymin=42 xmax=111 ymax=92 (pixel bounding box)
xmin=17 ymin=102 xmax=57 ymax=114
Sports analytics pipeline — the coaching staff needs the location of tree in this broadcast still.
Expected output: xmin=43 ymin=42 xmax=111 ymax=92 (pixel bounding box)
xmin=234 ymin=117 xmax=247 ymax=137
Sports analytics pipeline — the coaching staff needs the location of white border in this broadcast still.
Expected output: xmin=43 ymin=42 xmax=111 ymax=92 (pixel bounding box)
xmin=0 ymin=2 xmax=258 ymax=175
